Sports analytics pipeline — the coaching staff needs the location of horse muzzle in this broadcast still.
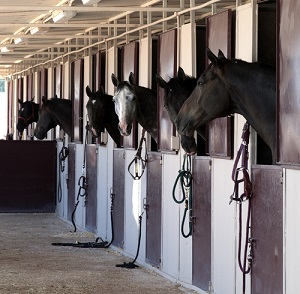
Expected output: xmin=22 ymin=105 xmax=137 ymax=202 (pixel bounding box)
xmin=118 ymin=123 xmax=132 ymax=136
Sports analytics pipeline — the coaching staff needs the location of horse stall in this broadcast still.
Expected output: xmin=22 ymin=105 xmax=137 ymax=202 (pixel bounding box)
xmin=3 ymin=1 xmax=300 ymax=293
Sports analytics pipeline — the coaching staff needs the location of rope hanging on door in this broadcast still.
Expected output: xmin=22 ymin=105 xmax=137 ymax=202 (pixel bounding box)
xmin=172 ymin=154 xmax=193 ymax=238
xmin=229 ymin=122 xmax=255 ymax=294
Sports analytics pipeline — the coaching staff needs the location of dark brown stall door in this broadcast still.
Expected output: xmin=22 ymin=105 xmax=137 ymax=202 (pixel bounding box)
xmin=85 ymin=145 xmax=97 ymax=232
xmin=192 ymin=157 xmax=211 ymax=291
xmin=206 ymin=10 xmax=233 ymax=158
xmin=67 ymin=143 xmax=76 ymax=221
xmin=121 ymin=41 xmax=139 ymax=149
xmin=251 ymin=165 xmax=283 ymax=294
xmin=157 ymin=29 xmax=177 ymax=152
xmin=146 ymin=152 xmax=162 ymax=267
xmin=0 ymin=141 xmax=56 ymax=212
xmin=278 ymin=0 xmax=300 ymax=165
xmin=112 ymin=149 xmax=125 ymax=248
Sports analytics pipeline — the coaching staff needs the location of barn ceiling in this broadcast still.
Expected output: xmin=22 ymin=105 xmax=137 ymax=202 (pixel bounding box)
xmin=0 ymin=0 xmax=239 ymax=78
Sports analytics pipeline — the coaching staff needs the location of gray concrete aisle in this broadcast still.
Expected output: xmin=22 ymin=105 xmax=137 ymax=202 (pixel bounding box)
xmin=0 ymin=213 xmax=196 ymax=294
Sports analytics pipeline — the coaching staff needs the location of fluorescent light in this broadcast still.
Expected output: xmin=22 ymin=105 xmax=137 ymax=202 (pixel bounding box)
xmin=82 ymin=0 xmax=101 ymax=4
xmin=14 ymin=37 xmax=24 ymax=44
xmin=30 ymin=27 xmax=49 ymax=35
xmin=52 ymin=11 xmax=76 ymax=23
xmin=0 ymin=47 xmax=13 ymax=53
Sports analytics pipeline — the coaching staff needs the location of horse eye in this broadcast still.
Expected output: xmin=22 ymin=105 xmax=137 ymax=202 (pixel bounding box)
xmin=198 ymin=79 xmax=204 ymax=86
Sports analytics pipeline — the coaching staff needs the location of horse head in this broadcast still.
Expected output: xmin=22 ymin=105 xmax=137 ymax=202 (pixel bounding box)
xmin=86 ymin=85 xmax=107 ymax=137
xmin=111 ymin=72 xmax=138 ymax=136
xmin=156 ymin=67 xmax=198 ymax=155
xmin=16 ymin=98 xmax=39 ymax=135
xmin=176 ymin=49 xmax=232 ymax=137
xmin=34 ymin=96 xmax=57 ymax=139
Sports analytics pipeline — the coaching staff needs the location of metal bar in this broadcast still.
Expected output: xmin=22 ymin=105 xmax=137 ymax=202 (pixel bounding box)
xmin=0 ymin=34 xmax=107 ymax=39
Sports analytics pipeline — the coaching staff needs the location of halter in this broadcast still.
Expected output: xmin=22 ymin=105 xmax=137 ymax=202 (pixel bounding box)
xmin=18 ymin=104 xmax=35 ymax=126
xmin=230 ymin=122 xmax=254 ymax=294
xmin=127 ymin=128 xmax=148 ymax=180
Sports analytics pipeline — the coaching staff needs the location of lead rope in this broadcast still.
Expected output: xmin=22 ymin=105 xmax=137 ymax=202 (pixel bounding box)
xmin=172 ymin=154 xmax=193 ymax=238
xmin=229 ymin=122 xmax=254 ymax=294
xmin=57 ymin=132 xmax=69 ymax=203
xmin=127 ymin=128 xmax=147 ymax=180
xmin=71 ymin=123 xmax=89 ymax=232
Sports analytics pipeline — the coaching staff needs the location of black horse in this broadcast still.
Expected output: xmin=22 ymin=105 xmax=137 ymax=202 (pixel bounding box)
xmin=85 ymin=85 xmax=121 ymax=147
xmin=176 ymin=48 xmax=276 ymax=163
xmin=156 ymin=67 xmax=206 ymax=155
xmin=111 ymin=72 xmax=158 ymax=142
xmin=34 ymin=97 xmax=72 ymax=139
xmin=17 ymin=98 xmax=39 ymax=137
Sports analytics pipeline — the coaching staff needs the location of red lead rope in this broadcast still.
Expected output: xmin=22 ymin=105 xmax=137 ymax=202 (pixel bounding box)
xmin=230 ymin=122 xmax=254 ymax=294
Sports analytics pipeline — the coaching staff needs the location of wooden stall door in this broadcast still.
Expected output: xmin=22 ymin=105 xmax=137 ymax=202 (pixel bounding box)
xmin=278 ymin=0 xmax=300 ymax=165
xmin=121 ymin=41 xmax=139 ymax=149
xmin=192 ymin=158 xmax=211 ymax=291
xmin=146 ymin=152 xmax=162 ymax=267
xmin=206 ymin=10 xmax=233 ymax=158
xmin=251 ymin=165 xmax=283 ymax=294
xmin=157 ymin=29 xmax=177 ymax=152
xmin=7 ymin=81 xmax=13 ymax=135
xmin=67 ymin=144 xmax=76 ymax=221
xmin=112 ymin=149 xmax=125 ymax=248
xmin=85 ymin=145 xmax=97 ymax=232
xmin=0 ymin=141 xmax=56 ymax=212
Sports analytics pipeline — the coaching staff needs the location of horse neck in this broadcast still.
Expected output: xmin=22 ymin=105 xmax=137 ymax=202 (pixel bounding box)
xmin=134 ymin=85 xmax=158 ymax=141
xmin=50 ymin=100 xmax=72 ymax=137
xmin=103 ymin=96 xmax=121 ymax=146
xmin=223 ymin=62 xmax=276 ymax=155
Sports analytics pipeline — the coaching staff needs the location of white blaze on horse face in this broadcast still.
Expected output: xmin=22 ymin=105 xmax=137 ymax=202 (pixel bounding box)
xmin=113 ymin=86 xmax=136 ymax=135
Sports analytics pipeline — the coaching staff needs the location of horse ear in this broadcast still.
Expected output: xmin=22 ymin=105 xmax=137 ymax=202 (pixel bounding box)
xmin=86 ymin=85 xmax=92 ymax=97
xmin=178 ymin=67 xmax=186 ymax=82
xmin=129 ymin=72 xmax=136 ymax=85
xmin=31 ymin=97 xmax=34 ymax=102
xmin=207 ymin=47 xmax=219 ymax=67
xmin=155 ymin=74 xmax=166 ymax=89
xmin=218 ymin=49 xmax=226 ymax=60
xmin=111 ymin=74 xmax=119 ymax=87
xmin=18 ymin=99 xmax=23 ymax=105
xmin=42 ymin=96 xmax=47 ymax=104
xmin=99 ymin=85 xmax=105 ymax=95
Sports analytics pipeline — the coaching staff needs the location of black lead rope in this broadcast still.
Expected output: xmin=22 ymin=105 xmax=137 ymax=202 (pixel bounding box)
xmin=229 ymin=122 xmax=254 ymax=294
xmin=57 ymin=133 xmax=69 ymax=203
xmin=172 ymin=154 xmax=193 ymax=238
xmin=128 ymin=129 xmax=147 ymax=180
xmin=115 ymin=211 xmax=144 ymax=269
xmin=52 ymin=188 xmax=115 ymax=248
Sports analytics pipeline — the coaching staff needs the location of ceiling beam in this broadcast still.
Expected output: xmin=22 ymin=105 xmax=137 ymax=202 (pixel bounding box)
xmin=0 ymin=23 xmax=140 ymax=28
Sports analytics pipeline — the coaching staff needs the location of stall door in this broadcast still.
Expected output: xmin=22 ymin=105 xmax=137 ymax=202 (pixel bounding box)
xmin=146 ymin=152 xmax=162 ymax=267
xmin=192 ymin=157 xmax=211 ymax=291
xmin=206 ymin=10 xmax=233 ymax=158
xmin=85 ymin=145 xmax=97 ymax=232
xmin=251 ymin=165 xmax=283 ymax=294
xmin=112 ymin=149 xmax=125 ymax=248
xmin=67 ymin=143 xmax=76 ymax=221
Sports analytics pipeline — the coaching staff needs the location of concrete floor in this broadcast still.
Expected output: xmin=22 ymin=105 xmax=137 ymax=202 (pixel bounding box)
xmin=0 ymin=213 xmax=197 ymax=294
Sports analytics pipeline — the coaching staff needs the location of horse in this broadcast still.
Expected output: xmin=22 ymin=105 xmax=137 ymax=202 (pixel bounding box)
xmin=155 ymin=67 xmax=206 ymax=155
xmin=176 ymin=48 xmax=276 ymax=163
xmin=34 ymin=96 xmax=72 ymax=140
xmin=111 ymin=72 xmax=158 ymax=142
xmin=85 ymin=85 xmax=121 ymax=147
xmin=17 ymin=98 xmax=39 ymax=137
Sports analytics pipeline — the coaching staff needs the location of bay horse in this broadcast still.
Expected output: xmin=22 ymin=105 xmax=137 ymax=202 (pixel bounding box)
xmin=111 ymin=72 xmax=158 ymax=142
xmin=34 ymin=96 xmax=72 ymax=139
xmin=85 ymin=85 xmax=121 ymax=147
xmin=155 ymin=67 xmax=206 ymax=155
xmin=17 ymin=98 xmax=39 ymax=137
xmin=176 ymin=48 xmax=276 ymax=163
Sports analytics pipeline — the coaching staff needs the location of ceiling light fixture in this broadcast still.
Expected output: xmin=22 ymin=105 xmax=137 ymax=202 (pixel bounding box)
xmin=30 ymin=27 xmax=50 ymax=35
xmin=14 ymin=37 xmax=24 ymax=45
xmin=82 ymin=0 xmax=101 ymax=4
xmin=52 ymin=11 xmax=77 ymax=23
xmin=0 ymin=47 xmax=13 ymax=53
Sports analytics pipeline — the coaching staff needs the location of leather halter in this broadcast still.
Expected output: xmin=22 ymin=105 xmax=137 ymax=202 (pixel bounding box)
xmin=18 ymin=104 xmax=36 ymax=126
